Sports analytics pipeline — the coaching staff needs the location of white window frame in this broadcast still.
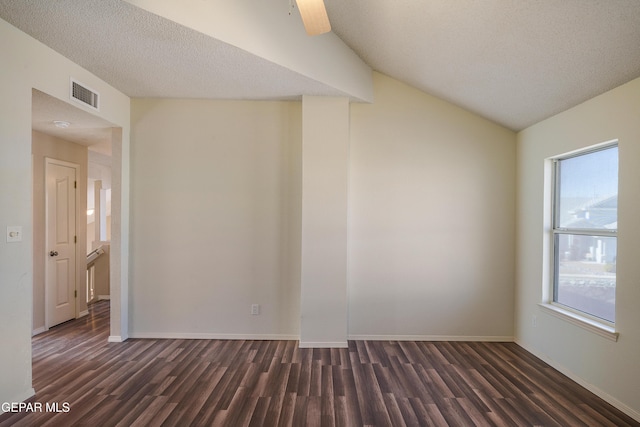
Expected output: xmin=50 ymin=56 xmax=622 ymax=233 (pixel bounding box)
xmin=540 ymin=142 xmax=619 ymax=341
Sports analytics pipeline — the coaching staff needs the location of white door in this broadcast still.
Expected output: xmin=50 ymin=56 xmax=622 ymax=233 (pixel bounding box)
xmin=45 ymin=159 xmax=78 ymax=328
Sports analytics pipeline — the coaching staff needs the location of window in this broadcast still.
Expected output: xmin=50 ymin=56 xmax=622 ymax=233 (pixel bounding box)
xmin=552 ymin=145 xmax=618 ymax=325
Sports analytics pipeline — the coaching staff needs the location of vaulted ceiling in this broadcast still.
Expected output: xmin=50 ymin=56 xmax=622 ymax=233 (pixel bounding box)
xmin=2 ymin=0 xmax=640 ymax=131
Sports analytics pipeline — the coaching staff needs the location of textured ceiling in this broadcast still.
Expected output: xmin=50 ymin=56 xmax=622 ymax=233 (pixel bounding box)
xmin=32 ymin=89 xmax=115 ymax=156
xmin=325 ymin=0 xmax=640 ymax=130
xmin=3 ymin=0 xmax=640 ymax=133
xmin=0 ymin=0 xmax=348 ymax=100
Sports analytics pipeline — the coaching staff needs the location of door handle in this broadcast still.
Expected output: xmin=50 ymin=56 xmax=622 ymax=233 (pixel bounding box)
xmin=49 ymin=250 xmax=59 ymax=257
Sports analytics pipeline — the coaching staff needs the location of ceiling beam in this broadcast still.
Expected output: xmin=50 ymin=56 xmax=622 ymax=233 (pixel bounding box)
xmin=124 ymin=0 xmax=373 ymax=102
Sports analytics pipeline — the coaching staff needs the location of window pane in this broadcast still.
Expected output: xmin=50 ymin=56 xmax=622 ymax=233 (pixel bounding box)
xmin=555 ymin=234 xmax=616 ymax=323
xmin=557 ymin=146 xmax=618 ymax=230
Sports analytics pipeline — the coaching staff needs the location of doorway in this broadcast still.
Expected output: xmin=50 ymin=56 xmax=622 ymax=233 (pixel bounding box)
xmin=32 ymin=89 xmax=119 ymax=335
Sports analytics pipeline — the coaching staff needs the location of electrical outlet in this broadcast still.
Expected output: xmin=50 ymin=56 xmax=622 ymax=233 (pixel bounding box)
xmin=532 ymin=315 xmax=537 ymax=328
xmin=251 ymin=304 xmax=260 ymax=315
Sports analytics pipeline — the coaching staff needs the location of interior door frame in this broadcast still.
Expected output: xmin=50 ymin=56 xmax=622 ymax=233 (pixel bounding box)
xmin=30 ymin=88 xmax=127 ymax=343
xmin=44 ymin=157 xmax=80 ymax=330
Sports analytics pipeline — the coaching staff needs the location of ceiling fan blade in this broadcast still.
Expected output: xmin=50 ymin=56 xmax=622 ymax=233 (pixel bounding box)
xmin=296 ymin=0 xmax=331 ymax=36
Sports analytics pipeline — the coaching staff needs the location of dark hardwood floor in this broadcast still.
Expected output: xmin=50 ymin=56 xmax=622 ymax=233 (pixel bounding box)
xmin=1 ymin=301 xmax=637 ymax=426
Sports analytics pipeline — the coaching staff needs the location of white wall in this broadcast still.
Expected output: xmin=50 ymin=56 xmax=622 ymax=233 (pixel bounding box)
xmin=0 ymin=18 xmax=130 ymax=407
xmin=129 ymin=99 xmax=302 ymax=338
xmin=348 ymin=73 xmax=517 ymax=340
xmin=515 ymin=76 xmax=640 ymax=418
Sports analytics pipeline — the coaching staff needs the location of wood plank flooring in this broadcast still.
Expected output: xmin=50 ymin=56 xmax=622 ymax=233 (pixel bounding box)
xmin=0 ymin=301 xmax=637 ymax=426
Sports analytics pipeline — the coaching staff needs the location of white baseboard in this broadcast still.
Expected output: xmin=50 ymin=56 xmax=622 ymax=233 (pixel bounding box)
xmin=98 ymin=295 xmax=110 ymax=300
xmin=516 ymin=340 xmax=640 ymax=423
xmin=348 ymin=334 xmax=514 ymax=342
xmin=32 ymin=326 xmax=46 ymax=336
xmin=0 ymin=388 xmax=36 ymax=415
xmin=128 ymin=332 xmax=300 ymax=341
xmin=125 ymin=333 xmax=512 ymax=346
xmin=107 ymin=335 xmax=125 ymax=343
xmin=298 ymin=341 xmax=348 ymax=348
xmin=78 ymin=310 xmax=89 ymax=318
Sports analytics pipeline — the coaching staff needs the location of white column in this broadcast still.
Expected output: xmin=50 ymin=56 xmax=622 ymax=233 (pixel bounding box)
xmin=299 ymin=96 xmax=350 ymax=348
xmin=94 ymin=180 xmax=107 ymax=242
xmin=99 ymin=188 xmax=107 ymax=241
xmin=94 ymin=180 xmax=102 ymax=243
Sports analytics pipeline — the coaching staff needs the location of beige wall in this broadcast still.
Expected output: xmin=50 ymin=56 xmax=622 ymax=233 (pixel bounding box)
xmin=348 ymin=73 xmax=517 ymax=339
xmin=129 ymin=99 xmax=302 ymax=338
xmin=0 ymin=17 xmax=130 ymax=407
xmin=32 ymin=131 xmax=88 ymax=332
xmin=129 ymin=73 xmax=517 ymax=341
xmin=87 ymin=216 xmax=111 ymax=253
xmin=515 ymin=76 xmax=640 ymax=418
xmin=6 ymin=8 xmax=638 ymax=419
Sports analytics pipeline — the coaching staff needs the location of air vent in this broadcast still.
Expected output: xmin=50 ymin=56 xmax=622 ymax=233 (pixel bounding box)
xmin=70 ymin=79 xmax=99 ymax=111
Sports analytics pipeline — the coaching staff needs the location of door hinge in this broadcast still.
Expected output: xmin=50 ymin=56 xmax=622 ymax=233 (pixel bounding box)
xmin=74 ymin=290 xmax=77 ymax=298
xmin=74 ymin=235 xmax=77 ymax=243
xmin=74 ymin=181 xmax=77 ymax=189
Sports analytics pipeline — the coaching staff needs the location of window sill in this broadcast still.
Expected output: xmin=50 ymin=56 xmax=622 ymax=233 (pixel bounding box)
xmin=538 ymin=303 xmax=619 ymax=342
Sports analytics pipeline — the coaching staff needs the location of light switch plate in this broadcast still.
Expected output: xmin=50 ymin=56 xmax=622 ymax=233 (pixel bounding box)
xmin=7 ymin=226 xmax=22 ymax=243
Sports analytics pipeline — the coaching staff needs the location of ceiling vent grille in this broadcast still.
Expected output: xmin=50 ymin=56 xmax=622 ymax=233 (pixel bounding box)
xmin=70 ymin=79 xmax=99 ymax=111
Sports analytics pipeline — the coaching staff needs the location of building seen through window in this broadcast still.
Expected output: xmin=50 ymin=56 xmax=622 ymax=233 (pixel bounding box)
xmin=553 ymin=145 xmax=618 ymax=323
